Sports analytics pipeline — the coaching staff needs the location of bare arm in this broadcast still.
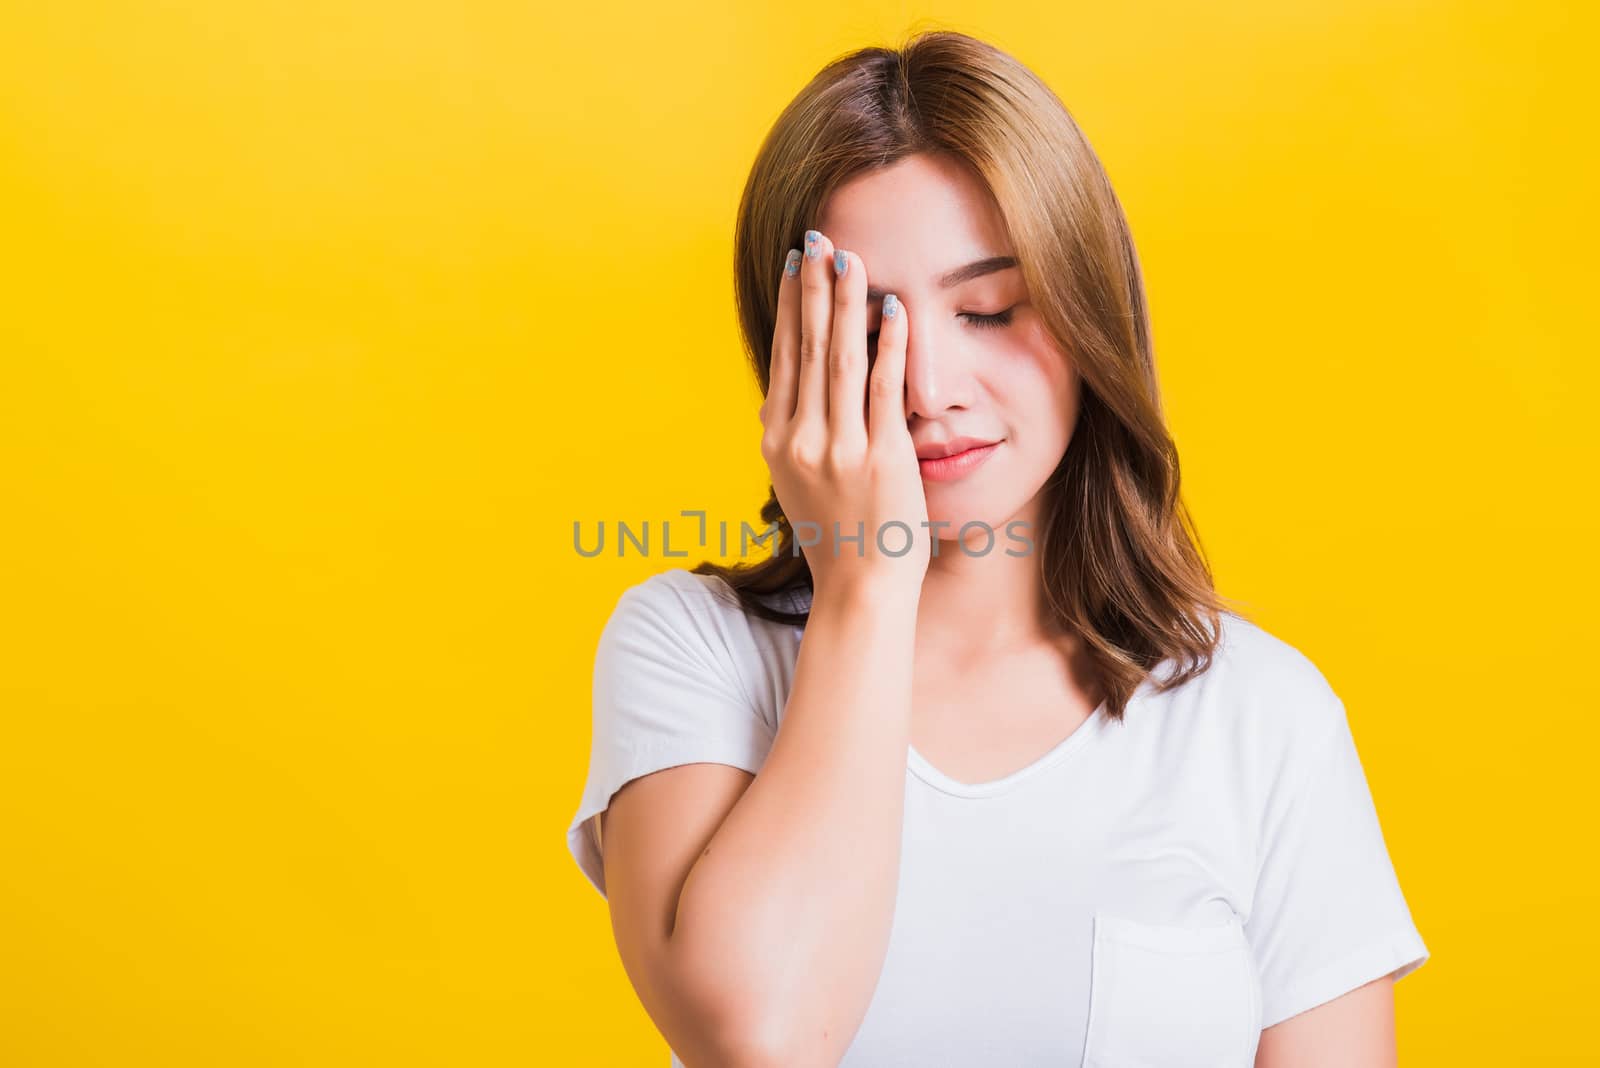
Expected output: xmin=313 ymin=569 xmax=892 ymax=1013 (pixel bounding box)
xmin=600 ymin=230 xmax=928 ymax=1066
xmin=1255 ymin=975 xmax=1397 ymax=1068
xmin=657 ymin=579 xmax=916 ymax=1064
xmin=673 ymin=228 xmax=928 ymax=1062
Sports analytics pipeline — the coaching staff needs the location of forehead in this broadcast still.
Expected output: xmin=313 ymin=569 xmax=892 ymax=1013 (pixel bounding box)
xmin=816 ymin=152 xmax=1015 ymax=289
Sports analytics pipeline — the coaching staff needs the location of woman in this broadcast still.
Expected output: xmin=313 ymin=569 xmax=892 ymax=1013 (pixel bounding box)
xmin=566 ymin=30 xmax=1428 ymax=1067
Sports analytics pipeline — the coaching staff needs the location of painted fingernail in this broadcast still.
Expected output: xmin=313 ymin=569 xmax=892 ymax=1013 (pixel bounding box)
xmin=884 ymin=293 xmax=899 ymax=319
xmin=804 ymin=230 xmax=821 ymax=259
xmin=784 ymin=249 xmax=801 ymax=277
xmin=834 ymin=250 xmax=848 ymax=276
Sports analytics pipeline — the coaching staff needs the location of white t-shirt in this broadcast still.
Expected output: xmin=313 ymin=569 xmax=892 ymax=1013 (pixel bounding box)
xmin=566 ymin=568 xmax=1429 ymax=1066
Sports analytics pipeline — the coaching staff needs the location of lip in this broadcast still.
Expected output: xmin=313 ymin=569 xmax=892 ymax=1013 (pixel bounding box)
xmin=914 ymin=435 xmax=1000 ymax=461
xmin=917 ymin=440 xmax=1002 ymax=482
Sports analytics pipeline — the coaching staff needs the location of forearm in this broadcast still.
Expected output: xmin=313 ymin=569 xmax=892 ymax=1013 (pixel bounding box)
xmin=668 ymin=577 xmax=918 ymax=1063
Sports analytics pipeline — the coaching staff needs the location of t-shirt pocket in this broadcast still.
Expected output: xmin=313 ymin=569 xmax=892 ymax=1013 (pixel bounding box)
xmin=1082 ymin=910 xmax=1262 ymax=1067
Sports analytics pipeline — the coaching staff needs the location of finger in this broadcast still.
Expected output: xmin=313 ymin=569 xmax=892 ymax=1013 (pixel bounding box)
xmin=827 ymin=247 xmax=869 ymax=452
xmin=763 ymin=247 xmax=803 ymax=426
xmin=792 ymin=228 xmax=835 ymax=430
xmin=867 ymin=291 xmax=909 ymax=445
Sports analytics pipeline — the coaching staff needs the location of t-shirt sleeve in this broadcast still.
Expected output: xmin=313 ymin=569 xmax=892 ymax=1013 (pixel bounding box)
xmin=565 ymin=571 xmax=777 ymax=900
xmin=1245 ymin=685 xmax=1430 ymax=1029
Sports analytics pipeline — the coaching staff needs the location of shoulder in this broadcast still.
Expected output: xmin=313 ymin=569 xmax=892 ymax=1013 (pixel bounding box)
xmin=599 ymin=568 xmax=800 ymax=718
xmin=1143 ymin=613 xmax=1365 ymax=860
xmin=613 ymin=565 xmax=740 ymax=617
xmin=600 ymin=568 xmax=750 ymax=663
xmin=1213 ymin=612 xmax=1342 ymax=710
xmin=1184 ymin=610 xmax=1351 ymax=758
xmin=609 ymin=567 xmax=805 ymax=636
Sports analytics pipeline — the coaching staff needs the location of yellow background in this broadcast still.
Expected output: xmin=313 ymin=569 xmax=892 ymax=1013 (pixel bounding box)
xmin=2 ymin=1 xmax=1594 ymax=1063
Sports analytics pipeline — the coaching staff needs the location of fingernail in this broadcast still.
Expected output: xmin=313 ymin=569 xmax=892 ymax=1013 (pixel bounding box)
xmin=884 ymin=293 xmax=899 ymax=319
xmin=804 ymin=230 xmax=821 ymax=260
xmin=784 ymin=249 xmax=801 ymax=277
xmin=833 ymin=250 xmax=848 ymax=277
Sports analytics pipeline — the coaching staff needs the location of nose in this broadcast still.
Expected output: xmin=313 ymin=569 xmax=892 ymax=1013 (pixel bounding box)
xmin=902 ymin=308 xmax=974 ymax=422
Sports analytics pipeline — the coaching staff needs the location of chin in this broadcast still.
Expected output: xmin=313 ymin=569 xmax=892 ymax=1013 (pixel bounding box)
xmin=922 ymin=488 xmax=1020 ymax=541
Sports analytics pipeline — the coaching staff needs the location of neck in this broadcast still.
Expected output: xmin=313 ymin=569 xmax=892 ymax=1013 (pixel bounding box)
xmin=914 ymin=494 xmax=1068 ymax=663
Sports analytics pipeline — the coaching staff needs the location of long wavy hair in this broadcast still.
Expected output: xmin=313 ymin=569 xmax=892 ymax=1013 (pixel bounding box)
xmin=692 ymin=30 xmax=1249 ymax=721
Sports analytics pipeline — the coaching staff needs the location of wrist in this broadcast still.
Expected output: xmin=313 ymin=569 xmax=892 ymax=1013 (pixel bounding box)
xmin=811 ymin=571 xmax=922 ymax=618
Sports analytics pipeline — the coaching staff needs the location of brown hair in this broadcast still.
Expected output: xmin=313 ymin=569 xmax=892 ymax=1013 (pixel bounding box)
xmin=692 ymin=29 xmax=1249 ymax=721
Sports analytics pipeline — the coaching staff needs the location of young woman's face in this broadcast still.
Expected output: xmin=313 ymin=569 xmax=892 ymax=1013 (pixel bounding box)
xmin=816 ymin=151 xmax=1082 ymax=541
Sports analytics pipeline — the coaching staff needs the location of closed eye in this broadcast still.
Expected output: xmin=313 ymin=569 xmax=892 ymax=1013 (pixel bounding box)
xmin=866 ymin=307 xmax=1015 ymax=352
xmin=960 ymin=307 xmax=1015 ymax=330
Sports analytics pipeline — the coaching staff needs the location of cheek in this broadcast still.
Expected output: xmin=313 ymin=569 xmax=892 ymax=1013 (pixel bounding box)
xmin=996 ymin=335 xmax=1079 ymax=436
xmin=1022 ymin=322 xmax=1081 ymax=434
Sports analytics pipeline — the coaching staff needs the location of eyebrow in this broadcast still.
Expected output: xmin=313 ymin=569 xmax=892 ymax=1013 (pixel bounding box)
xmin=865 ymin=255 xmax=1019 ymax=302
